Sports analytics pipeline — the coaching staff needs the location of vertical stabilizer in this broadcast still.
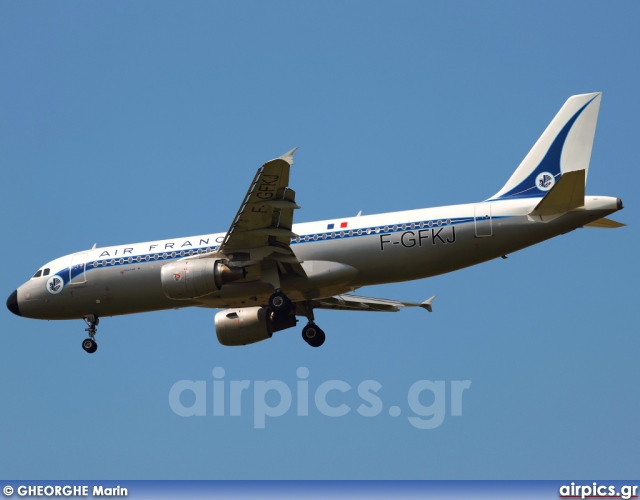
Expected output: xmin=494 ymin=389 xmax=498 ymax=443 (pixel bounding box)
xmin=489 ymin=93 xmax=601 ymax=201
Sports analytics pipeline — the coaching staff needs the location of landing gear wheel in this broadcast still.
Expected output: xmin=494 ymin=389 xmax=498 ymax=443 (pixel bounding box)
xmin=302 ymin=323 xmax=325 ymax=348
xmin=269 ymin=290 xmax=292 ymax=314
xmin=82 ymin=338 xmax=98 ymax=354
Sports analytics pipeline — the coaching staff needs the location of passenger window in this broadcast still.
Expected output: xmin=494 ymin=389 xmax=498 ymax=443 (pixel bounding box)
xmin=33 ymin=270 xmax=42 ymax=278
xmin=43 ymin=268 xmax=50 ymax=276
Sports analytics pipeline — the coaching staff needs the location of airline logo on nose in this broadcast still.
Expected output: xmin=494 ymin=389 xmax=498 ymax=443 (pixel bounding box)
xmin=46 ymin=276 xmax=64 ymax=294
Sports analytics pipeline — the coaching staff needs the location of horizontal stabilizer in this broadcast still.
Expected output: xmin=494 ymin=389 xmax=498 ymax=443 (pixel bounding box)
xmin=584 ymin=217 xmax=626 ymax=228
xmin=529 ymin=169 xmax=585 ymax=218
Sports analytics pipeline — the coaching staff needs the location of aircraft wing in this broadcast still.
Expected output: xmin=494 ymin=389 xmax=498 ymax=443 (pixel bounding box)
xmin=219 ymin=148 xmax=301 ymax=265
xmin=311 ymin=294 xmax=435 ymax=312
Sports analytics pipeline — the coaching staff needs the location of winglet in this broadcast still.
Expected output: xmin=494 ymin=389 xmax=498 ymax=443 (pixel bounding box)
xmin=278 ymin=147 xmax=298 ymax=165
xmin=420 ymin=296 xmax=436 ymax=313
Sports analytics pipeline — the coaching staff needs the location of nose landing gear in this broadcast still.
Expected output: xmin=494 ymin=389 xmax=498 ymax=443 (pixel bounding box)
xmin=82 ymin=315 xmax=99 ymax=354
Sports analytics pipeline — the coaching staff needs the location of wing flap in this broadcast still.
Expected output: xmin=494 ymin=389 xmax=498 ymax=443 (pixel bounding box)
xmin=311 ymin=294 xmax=435 ymax=313
xmin=220 ymin=148 xmax=299 ymax=257
xmin=244 ymin=227 xmax=298 ymax=239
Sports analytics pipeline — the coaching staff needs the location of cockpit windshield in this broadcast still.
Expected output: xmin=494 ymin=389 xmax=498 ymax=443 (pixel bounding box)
xmin=31 ymin=268 xmax=50 ymax=279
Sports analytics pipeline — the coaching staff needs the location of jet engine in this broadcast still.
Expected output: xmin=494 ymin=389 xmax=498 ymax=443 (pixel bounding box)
xmin=215 ymin=306 xmax=297 ymax=346
xmin=161 ymin=259 xmax=246 ymax=300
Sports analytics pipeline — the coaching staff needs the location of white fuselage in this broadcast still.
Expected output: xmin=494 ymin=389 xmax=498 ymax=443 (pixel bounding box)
xmin=10 ymin=195 xmax=621 ymax=321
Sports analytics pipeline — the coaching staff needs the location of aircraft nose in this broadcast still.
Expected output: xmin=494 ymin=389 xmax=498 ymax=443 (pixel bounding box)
xmin=6 ymin=289 xmax=21 ymax=317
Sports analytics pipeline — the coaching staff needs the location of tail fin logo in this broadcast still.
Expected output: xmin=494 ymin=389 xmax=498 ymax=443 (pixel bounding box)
xmin=536 ymin=172 xmax=555 ymax=191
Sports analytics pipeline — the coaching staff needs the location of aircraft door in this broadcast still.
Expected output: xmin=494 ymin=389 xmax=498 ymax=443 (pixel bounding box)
xmin=474 ymin=203 xmax=493 ymax=237
xmin=70 ymin=252 xmax=88 ymax=284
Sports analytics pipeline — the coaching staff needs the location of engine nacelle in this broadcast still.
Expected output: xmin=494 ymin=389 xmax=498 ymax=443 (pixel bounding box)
xmin=161 ymin=259 xmax=245 ymax=300
xmin=215 ymin=306 xmax=297 ymax=346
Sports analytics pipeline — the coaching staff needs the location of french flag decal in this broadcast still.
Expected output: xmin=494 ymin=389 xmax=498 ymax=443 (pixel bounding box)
xmin=327 ymin=222 xmax=348 ymax=229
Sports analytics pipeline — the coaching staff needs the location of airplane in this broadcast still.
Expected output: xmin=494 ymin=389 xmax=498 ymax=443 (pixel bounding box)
xmin=6 ymin=92 xmax=625 ymax=353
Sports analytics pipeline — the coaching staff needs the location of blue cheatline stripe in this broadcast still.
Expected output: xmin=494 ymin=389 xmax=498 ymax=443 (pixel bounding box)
xmin=47 ymin=215 xmax=511 ymax=284
xmin=291 ymin=216 xmax=480 ymax=245
xmin=55 ymin=246 xmax=223 ymax=286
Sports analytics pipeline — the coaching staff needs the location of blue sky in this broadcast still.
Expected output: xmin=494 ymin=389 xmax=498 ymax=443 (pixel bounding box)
xmin=1 ymin=1 xmax=638 ymax=480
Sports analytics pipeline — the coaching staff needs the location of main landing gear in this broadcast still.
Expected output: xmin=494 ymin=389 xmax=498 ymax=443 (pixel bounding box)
xmin=82 ymin=314 xmax=99 ymax=354
xmin=269 ymin=290 xmax=293 ymax=314
xmin=272 ymin=293 xmax=326 ymax=348
xmin=301 ymin=322 xmax=325 ymax=348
